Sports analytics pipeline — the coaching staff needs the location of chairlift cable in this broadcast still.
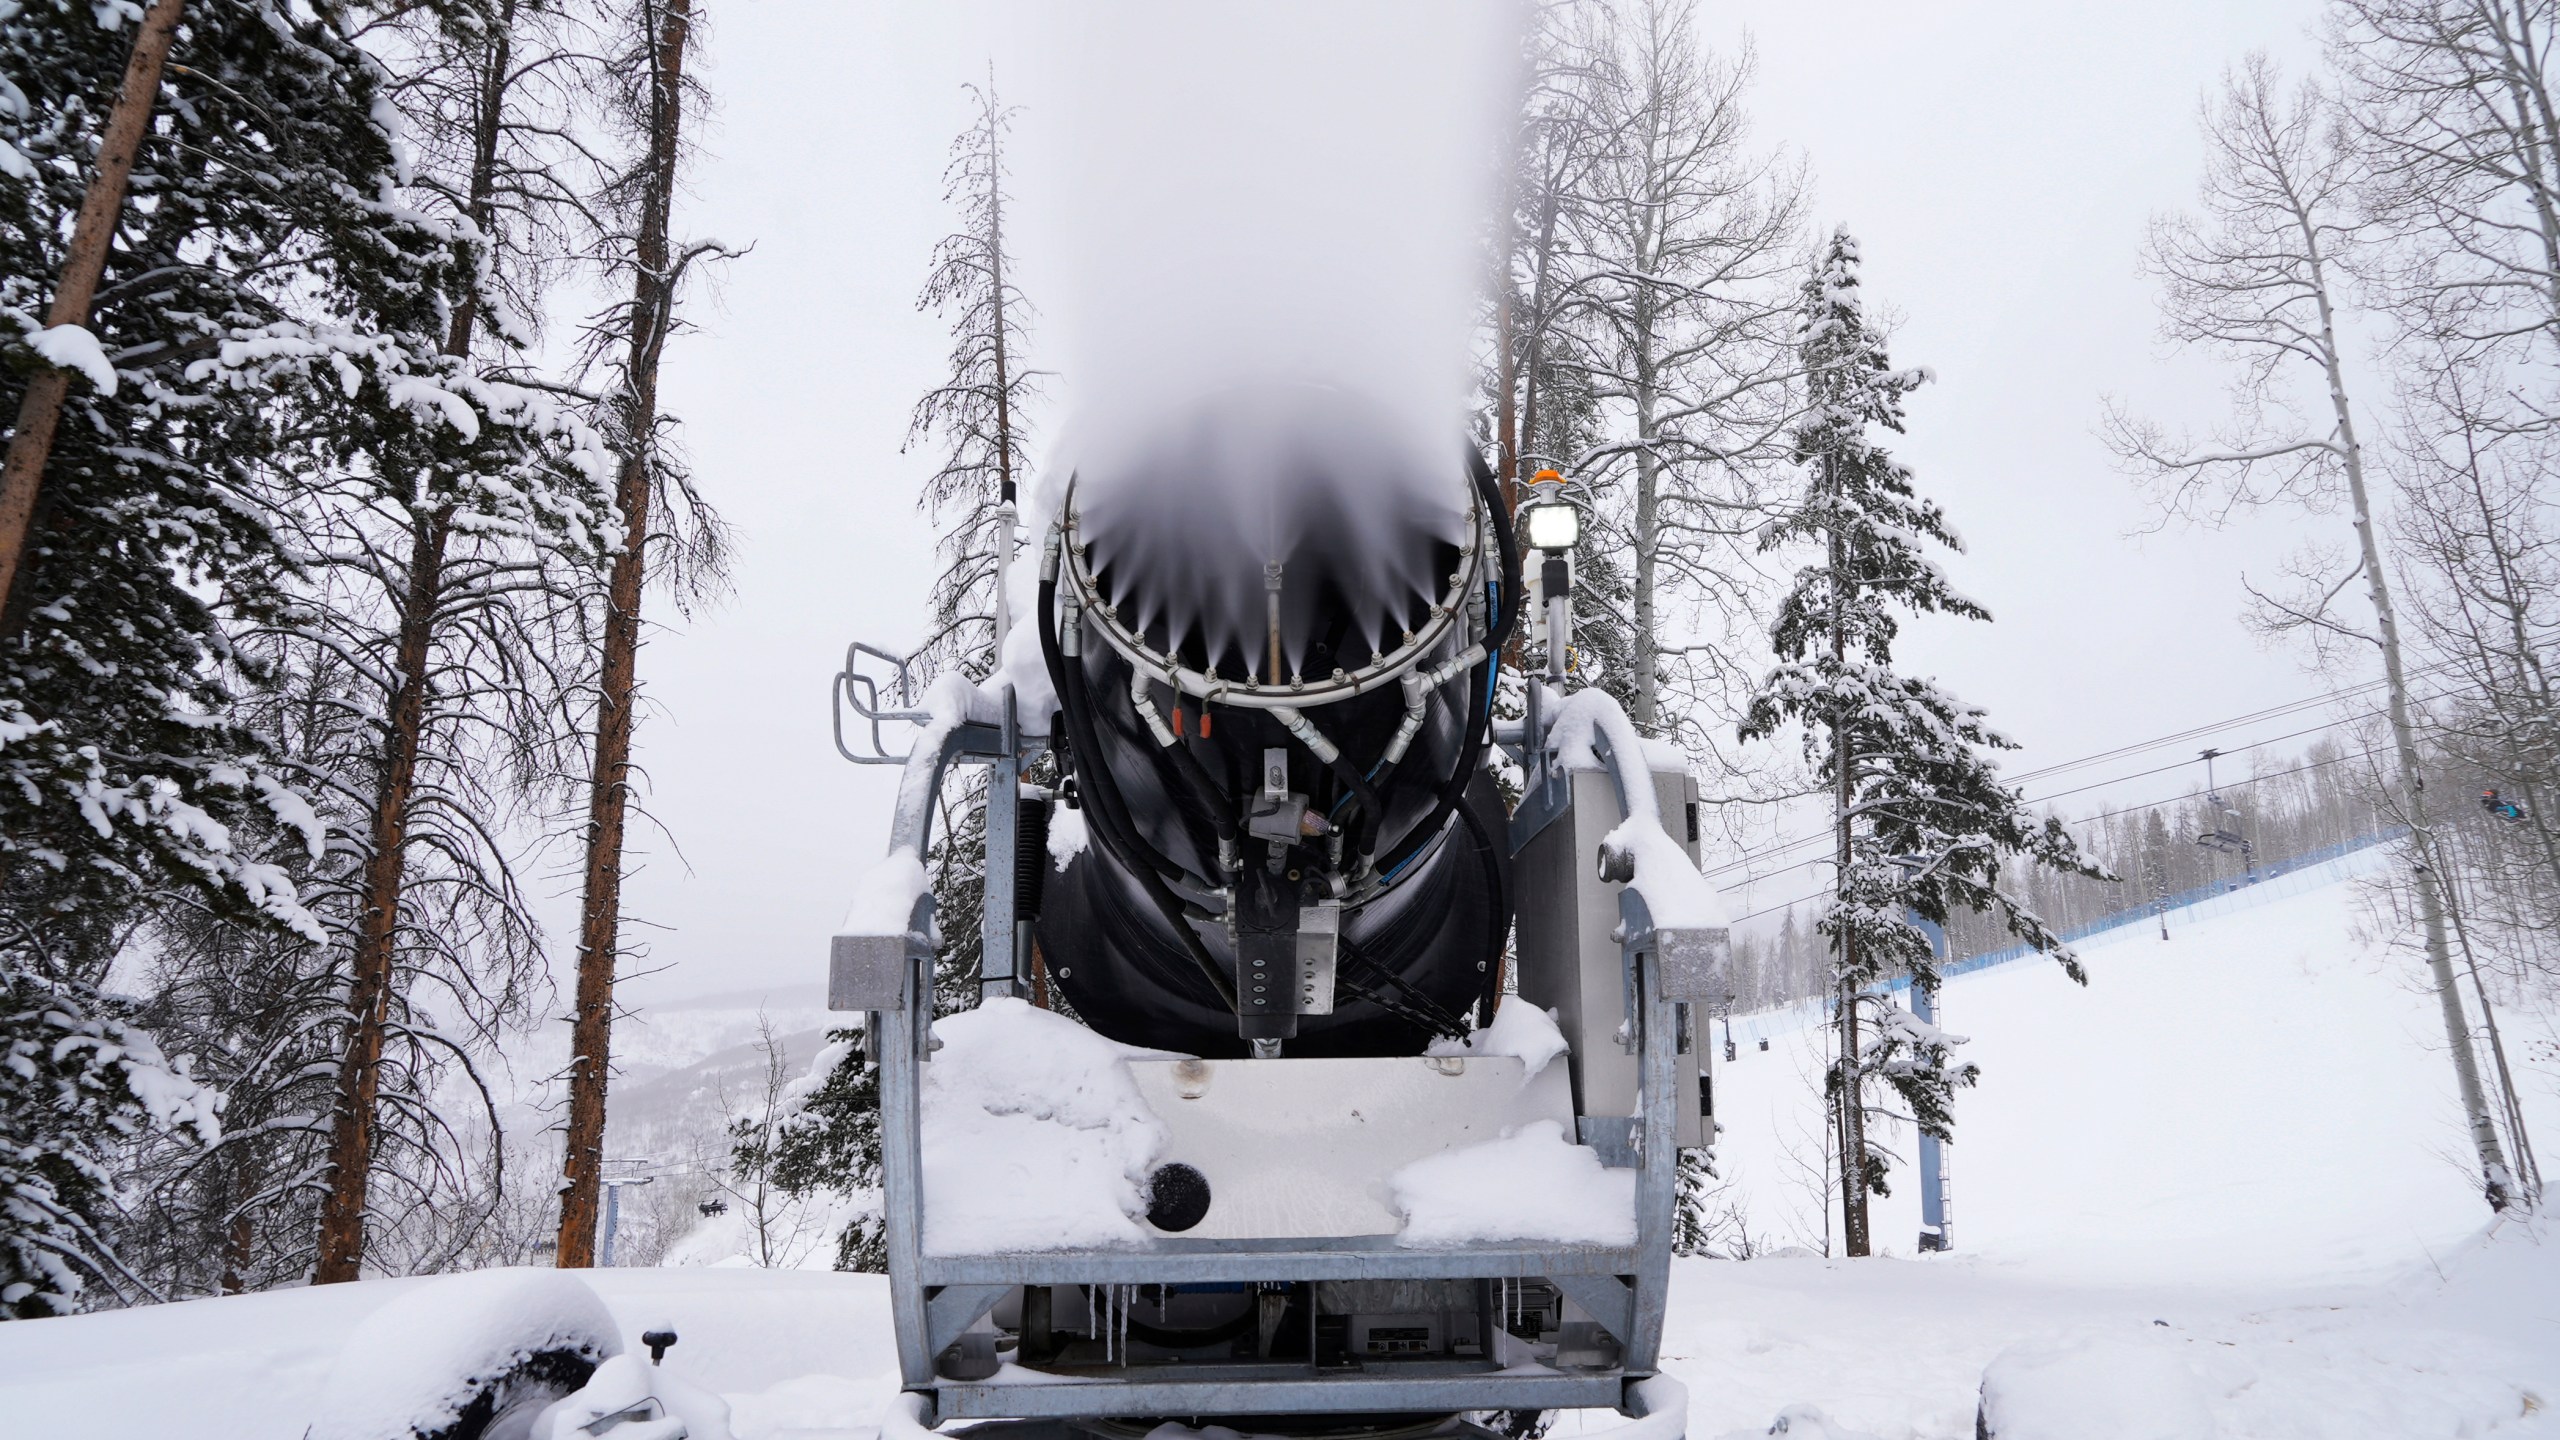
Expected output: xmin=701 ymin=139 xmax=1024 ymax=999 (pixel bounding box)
xmin=1725 ymin=739 xmax=2393 ymax=924
xmin=1703 ymin=677 xmax=2458 ymax=884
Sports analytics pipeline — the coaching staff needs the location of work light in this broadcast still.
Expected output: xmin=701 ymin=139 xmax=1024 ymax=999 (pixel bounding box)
xmin=1524 ymin=499 xmax=1580 ymax=552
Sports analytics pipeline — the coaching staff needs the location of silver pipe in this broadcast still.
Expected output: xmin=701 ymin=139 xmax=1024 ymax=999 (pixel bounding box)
xmin=1267 ymin=705 xmax=1342 ymax=765
xmin=1055 ymin=476 xmax=1485 ymax=713
xmin=1380 ymin=644 xmax=1487 ymax=764
xmin=1265 ymin=559 xmax=1285 ymax=686
xmin=992 ymin=503 xmax=1018 ymax=655
xmin=1383 ymin=671 xmax=1431 ymax=766
xmin=1129 ymin=667 xmax=1178 ymax=747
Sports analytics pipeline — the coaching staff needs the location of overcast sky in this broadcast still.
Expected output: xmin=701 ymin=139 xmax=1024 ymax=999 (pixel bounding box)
xmin=605 ymin=0 xmax=2346 ymax=1006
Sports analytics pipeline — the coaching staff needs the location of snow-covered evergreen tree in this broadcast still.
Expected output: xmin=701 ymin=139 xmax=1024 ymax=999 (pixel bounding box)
xmin=1741 ymin=228 xmax=2101 ymax=1257
xmin=746 ymin=1029 xmax=886 ymax=1273
xmin=0 ymin=0 xmax=600 ymax=1312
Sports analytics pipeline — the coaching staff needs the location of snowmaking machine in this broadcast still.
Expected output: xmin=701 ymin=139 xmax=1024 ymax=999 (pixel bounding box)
xmin=829 ymin=389 xmax=1727 ymax=1440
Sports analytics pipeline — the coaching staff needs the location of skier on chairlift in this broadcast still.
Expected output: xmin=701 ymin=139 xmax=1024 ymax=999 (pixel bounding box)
xmin=2482 ymin=788 xmax=2526 ymax=824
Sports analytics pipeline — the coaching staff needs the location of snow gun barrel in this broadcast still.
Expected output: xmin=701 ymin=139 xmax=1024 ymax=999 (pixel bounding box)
xmin=1035 ymin=388 xmax=1520 ymax=1058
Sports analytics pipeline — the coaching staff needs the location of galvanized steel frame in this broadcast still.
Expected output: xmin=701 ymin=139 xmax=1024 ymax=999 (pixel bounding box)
xmin=847 ymin=697 xmax=1685 ymax=1427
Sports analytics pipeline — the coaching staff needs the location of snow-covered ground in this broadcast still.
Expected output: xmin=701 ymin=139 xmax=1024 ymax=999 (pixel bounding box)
xmin=3 ymin=862 xmax=2552 ymax=1438
xmin=1713 ymin=847 xmax=2550 ymax=1281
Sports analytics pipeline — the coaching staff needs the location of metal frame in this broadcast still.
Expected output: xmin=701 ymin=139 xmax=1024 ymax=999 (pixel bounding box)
xmin=833 ymin=662 xmax=1689 ymax=1430
xmin=1055 ymin=475 xmax=1491 ymax=709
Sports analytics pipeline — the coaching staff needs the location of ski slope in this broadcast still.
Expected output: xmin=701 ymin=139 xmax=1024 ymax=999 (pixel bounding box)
xmin=1712 ymin=847 xmax=2546 ymax=1281
xmin=0 ymin=861 xmax=2551 ymax=1439
xmin=1655 ymin=850 xmax=2560 ymax=1437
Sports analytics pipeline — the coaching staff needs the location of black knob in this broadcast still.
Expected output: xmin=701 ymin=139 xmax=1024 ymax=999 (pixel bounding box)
xmin=642 ymin=1329 xmax=677 ymax=1364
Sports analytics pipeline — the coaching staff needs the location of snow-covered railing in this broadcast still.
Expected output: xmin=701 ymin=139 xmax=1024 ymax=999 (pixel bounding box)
xmin=1544 ymin=687 xmax=1732 ymax=1003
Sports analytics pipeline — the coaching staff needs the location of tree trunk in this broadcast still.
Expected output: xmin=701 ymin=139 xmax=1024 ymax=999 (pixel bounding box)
xmin=219 ymin=1156 xmax=256 ymax=1295
xmin=0 ymin=0 xmax=184 ymax=614
xmin=557 ymin=0 xmax=694 ymax=1268
xmin=985 ymin=93 xmax=1017 ymax=656
xmin=313 ymin=511 xmax=451 ymax=1283
xmin=1507 ymin=190 xmax=1560 ymax=673
xmin=987 ymin=104 xmax=1014 ymax=508
xmin=2479 ymin=0 xmax=2560 ymax=340
xmin=1828 ymin=455 xmax=1871 ymax=1257
xmin=2307 ymin=234 xmax=2516 ymax=1210
xmin=1630 ymin=321 xmax=1662 ymax=734
xmin=308 ymin=2 xmax=514 ymax=1286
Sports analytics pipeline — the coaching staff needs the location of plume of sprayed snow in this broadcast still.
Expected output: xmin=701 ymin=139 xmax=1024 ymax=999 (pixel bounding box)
xmin=1073 ymin=385 xmax=1473 ymax=678
xmin=1034 ymin=2 xmax=1517 ymax=674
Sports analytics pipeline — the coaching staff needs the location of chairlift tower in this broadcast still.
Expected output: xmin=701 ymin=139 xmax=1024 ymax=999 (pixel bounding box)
xmin=1887 ymin=854 xmax=1953 ymax=1253
xmin=599 ymin=1158 xmax=657 ymax=1268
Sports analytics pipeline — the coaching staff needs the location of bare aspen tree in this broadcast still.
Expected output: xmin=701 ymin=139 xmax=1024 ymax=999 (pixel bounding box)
xmin=2332 ymin=0 xmax=2560 ymax=390
xmin=559 ymin=0 xmax=727 ymax=1268
xmin=705 ymin=1018 xmax=830 ymax=1269
xmin=1497 ymin=3 xmax=1607 ymax=487
xmin=2327 ymin=0 xmax=2560 ymax=1209
xmin=1562 ymin=0 xmax=1802 ymax=762
xmin=2378 ymin=349 xmax=2551 ymax=1202
xmin=2104 ymin=55 xmax=2518 ymax=1210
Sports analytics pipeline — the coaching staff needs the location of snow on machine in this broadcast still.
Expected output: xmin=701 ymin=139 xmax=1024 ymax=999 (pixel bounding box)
xmin=827 ymin=391 xmax=1726 ymax=1440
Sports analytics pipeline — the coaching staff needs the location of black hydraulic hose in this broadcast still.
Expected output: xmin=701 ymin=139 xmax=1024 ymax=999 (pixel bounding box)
xmin=1049 ymin=620 xmax=1235 ymax=1013
xmin=1037 ymin=573 xmax=1192 ymax=890
xmin=1479 ymin=446 xmax=1523 ymax=654
xmin=1368 ymin=452 xmax=1519 ymax=880
xmin=1039 ymin=571 xmax=1240 ymax=1012
xmin=1373 ymin=649 xmax=1492 ymax=880
xmin=1455 ymin=797 xmax=1507 ymax=1023
xmin=1063 ymin=661 xmax=1234 ymax=917
xmin=1042 ymin=592 xmax=1205 ymax=901
xmin=1158 ymin=713 xmax=1241 ymax=867
xmin=1119 ymin=680 xmax=1226 ymax=877
xmin=1311 ymin=745 xmax=1385 ymax=866
xmin=1335 ymin=932 xmax=1471 ymax=1041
